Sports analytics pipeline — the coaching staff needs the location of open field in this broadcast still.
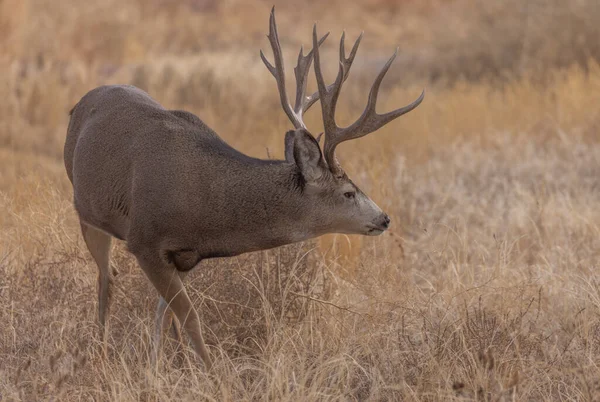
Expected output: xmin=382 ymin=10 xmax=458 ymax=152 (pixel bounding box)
xmin=2 ymin=0 xmax=600 ymax=400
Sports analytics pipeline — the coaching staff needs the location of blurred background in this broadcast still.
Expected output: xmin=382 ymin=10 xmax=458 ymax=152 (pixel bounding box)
xmin=2 ymin=1 xmax=600 ymax=399
xmin=2 ymin=0 xmax=599 ymax=163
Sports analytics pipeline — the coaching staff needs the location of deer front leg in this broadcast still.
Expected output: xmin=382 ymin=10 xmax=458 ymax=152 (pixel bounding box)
xmin=136 ymin=252 xmax=212 ymax=371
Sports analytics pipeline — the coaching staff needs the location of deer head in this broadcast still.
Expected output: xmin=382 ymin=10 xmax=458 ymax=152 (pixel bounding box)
xmin=261 ymin=8 xmax=424 ymax=236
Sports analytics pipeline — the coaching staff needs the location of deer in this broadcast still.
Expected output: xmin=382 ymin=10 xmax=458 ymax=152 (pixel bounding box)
xmin=63 ymin=8 xmax=424 ymax=371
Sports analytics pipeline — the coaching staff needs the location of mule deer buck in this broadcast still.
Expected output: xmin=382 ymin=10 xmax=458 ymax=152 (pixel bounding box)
xmin=64 ymin=8 xmax=424 ymax=370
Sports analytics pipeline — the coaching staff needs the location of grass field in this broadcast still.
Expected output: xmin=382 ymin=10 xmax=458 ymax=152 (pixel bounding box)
xmin=2 ymin=0 xmax=600 ymax=400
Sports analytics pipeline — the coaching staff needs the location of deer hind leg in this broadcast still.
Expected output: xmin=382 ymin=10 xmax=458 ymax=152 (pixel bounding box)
xmin=80 ymin=222 xmax=112 ymax=341
xmin=136 ymin=253 xmax=212 ymax=371
xmin=152 ymin=296 xmax=183 ymax=366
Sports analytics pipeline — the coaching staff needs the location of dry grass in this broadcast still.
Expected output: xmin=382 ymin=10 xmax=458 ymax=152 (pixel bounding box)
xmin=2 ymin=0 xmax=600 ymax=400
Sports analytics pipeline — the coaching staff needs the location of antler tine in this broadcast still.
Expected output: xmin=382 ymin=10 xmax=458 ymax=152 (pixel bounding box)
xmin=312 ymin=24 xmax=332 ymax=130
xmin=350 ymin=50 xmax=425 ymax=138
xmin=340 ymin=56 xmax=425 ymax=144
xmin=293 ymin=33 xmax=329 ymax=114
xmin=261 ymin=7 xmax=329 ymax=130
xmin=260 ymin=7 xmax=300 ymax=128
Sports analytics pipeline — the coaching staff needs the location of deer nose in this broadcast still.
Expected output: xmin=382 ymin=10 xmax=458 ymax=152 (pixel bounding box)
xmin=379 ymin=214 xmax=391 ymax=229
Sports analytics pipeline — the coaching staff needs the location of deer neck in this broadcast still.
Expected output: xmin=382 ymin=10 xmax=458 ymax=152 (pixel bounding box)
xmin=227 ymin=160 xmax=320 ymax=249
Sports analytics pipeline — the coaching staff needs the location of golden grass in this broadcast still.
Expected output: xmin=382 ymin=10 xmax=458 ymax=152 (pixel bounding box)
xmin=2 ymin=0 xmax=600 ymax=400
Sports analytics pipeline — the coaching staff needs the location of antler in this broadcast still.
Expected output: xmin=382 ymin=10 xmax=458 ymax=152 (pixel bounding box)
xmin=260 ymin=7 xmax=329 ymax=129
xmin=312 ymin=25 xmax=425 ymax=177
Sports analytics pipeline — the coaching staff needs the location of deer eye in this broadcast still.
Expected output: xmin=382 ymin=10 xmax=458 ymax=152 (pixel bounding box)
xmin=344 ymin=191 xmax=356 ymax=199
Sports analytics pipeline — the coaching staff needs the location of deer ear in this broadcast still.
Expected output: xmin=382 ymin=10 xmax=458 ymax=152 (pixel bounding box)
xmin=284 ymin=130 xmax=296 ymax=163
xmin=285 ymin=129 xmax=326 ymax=183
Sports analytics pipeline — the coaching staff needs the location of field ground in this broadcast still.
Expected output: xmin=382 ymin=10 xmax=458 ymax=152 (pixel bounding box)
xmin=2 ymin=0 xmax=600 ymax=400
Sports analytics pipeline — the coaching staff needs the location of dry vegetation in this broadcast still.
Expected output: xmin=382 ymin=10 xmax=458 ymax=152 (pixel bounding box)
xmin=2 ymin=0 xmax=600 ymax=400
